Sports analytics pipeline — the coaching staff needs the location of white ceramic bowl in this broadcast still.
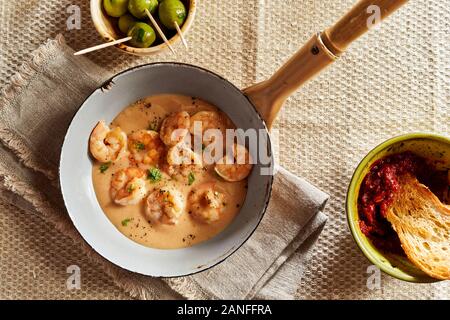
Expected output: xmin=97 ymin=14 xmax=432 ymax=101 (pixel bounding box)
xmin=60 ymin=63 xmax=274 ymax=277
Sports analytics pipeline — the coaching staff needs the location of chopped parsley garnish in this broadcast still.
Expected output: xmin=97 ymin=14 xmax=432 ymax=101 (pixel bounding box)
xmin=188 ymin=172 xmax=195 ymax=185
xmin=201 ymin=143 xmax=206 ymax=150
xmin=147 ymin=168 xmax=162 ymax=183
xmin=135 ymin=142 xmax=145 ymax=150
xmin=99 ymin=162 xmax=111 ymax=173
xmin=148 ymin=120 xmax=159 ymax=131
xmin=121 ymin=218 xmax=132 ymax=227
xmin=127 ymin=184 xmax=135 ymax=193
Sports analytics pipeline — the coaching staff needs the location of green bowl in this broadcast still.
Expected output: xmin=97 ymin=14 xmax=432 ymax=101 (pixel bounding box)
xmin=346 ymin=133 xmax=450 ymax=283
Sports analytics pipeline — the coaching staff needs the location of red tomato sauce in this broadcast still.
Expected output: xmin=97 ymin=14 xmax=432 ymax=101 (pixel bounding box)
xmin=357 ymin=151 xmax=449 ymax=254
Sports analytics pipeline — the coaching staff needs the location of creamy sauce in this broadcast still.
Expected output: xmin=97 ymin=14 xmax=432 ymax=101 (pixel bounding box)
xmin=92 ymin=94 xmax=248 ymax=249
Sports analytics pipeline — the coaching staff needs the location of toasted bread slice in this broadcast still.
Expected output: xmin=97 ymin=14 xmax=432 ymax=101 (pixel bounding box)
xmin=386 ymin=175 xmax=450 ymax=280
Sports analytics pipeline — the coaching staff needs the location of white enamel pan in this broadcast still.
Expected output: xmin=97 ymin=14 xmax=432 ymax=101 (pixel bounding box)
xmin=60 ymin=0 xmax=408 ymax=277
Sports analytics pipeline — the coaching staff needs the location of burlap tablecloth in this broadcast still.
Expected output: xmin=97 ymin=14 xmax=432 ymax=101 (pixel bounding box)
xmin=0 ymin=0 xmax=449 ymax=299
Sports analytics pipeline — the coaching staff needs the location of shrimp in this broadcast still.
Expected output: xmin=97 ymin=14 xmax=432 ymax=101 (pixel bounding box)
xmin=163 ymin=144 xmax=204 ymax=180
xmin=188 ymin=183 xmax=227 ymax=224
xmin=214 ymin=143 xmax=253 ymax=182
xmin=145 ymin=187 xmax=185 ymax=224
xmin=90 ymin=121 xmax=128 ymax=163
xmin=159 ymin=111 xmax=190 ymax=146
xmin=128 ymin=129 xmax=165 ymax=167
xmin=166 ymin=144 xmax=202 ymax=166
xmin=189 ymin=111 xmax=227 ymax=145
xmin=110 ymin=167 xmax=147 ymax=206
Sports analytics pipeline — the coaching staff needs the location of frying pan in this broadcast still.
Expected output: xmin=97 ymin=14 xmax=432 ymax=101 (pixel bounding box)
xmin=60 ymin=0 xmax=408 ymax=277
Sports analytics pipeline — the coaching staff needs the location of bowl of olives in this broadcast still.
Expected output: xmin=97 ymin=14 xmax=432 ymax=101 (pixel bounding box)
xmin=91 ymin=0 xmax=196 ymax=55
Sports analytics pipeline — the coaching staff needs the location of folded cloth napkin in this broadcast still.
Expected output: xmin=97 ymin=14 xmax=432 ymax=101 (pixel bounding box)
xmin=0 ymin=36 xmax=328 ymax=299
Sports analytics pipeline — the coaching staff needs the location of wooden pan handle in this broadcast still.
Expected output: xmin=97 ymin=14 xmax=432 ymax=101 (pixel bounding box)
xmin=322 ymin=0 xmax=408 ymax=55
xmin=244 ymin=0 xmax=408 ymax=129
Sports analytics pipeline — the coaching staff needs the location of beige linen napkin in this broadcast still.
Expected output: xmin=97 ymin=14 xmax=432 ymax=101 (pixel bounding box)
xmin=0 ymin=36 xmax=328 ymax=299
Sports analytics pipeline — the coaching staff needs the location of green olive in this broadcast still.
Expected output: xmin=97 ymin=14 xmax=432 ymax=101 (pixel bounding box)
xmin=158 ymin=0 xmax=187 ymax=30
xmin=103 ymin=0 xmax=129 ymax=18
xmin=127 ymin=22 xmax=156 ymax=48
xmin=128 ymin=0 xmax=158 ymax=19
xmin=118 ymin=14 xmax=137 ymax=34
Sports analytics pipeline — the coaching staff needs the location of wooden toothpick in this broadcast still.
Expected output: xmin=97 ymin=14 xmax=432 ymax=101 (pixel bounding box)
xmin=73 ymin=37 xmax=132 ymax=56
xmin=174 ymin=21 xmax=188 ymax=49
xmin=144 ymin=8 xmax=175 ymax=54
